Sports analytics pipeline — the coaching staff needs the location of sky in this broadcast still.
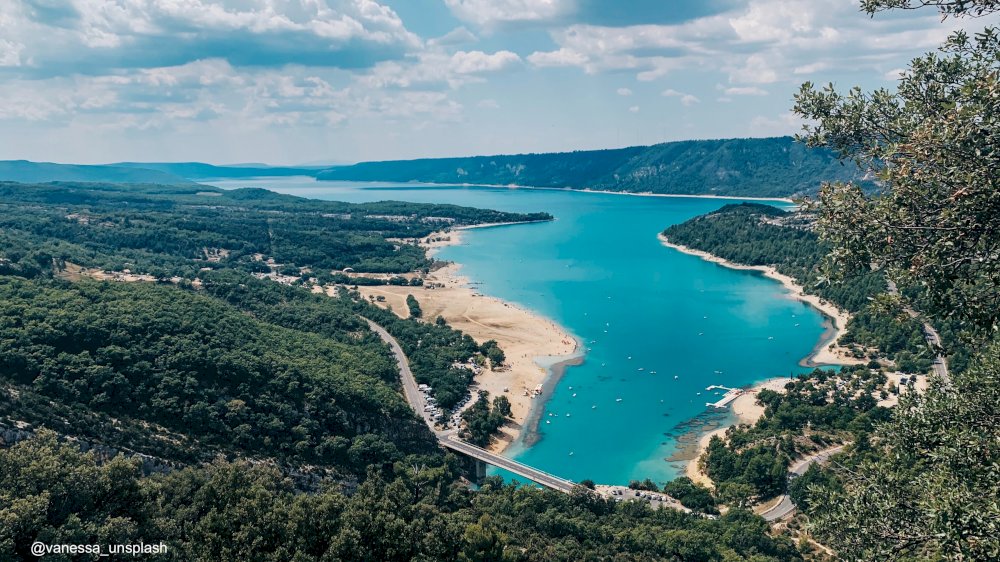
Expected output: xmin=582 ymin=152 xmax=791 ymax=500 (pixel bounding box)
xmin=0 ymin=0 xmax=995 ymax=165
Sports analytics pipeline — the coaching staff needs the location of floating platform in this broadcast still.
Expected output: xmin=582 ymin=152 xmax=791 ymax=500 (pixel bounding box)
xmin=706 ymin=387 xmax=744 ymax=408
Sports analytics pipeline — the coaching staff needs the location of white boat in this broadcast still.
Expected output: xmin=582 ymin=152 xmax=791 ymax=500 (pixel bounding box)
xmin=616 ymin=398 xmax=623 ymax=402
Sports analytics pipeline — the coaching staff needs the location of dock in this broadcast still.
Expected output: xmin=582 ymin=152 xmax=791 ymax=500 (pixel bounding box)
xmin=705 ymin=385 xmax=743 ymax=408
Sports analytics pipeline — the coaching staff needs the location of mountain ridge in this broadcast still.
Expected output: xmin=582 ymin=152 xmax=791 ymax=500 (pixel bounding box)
xmin=317 ymin=136 xmax=862 ymax=198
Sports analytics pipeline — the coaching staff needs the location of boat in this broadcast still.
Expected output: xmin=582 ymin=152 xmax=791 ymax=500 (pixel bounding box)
xmin=638 ymin=367 xmax=644 ymax=371
xmin=616 ymin=398 xmax=623 ymax=402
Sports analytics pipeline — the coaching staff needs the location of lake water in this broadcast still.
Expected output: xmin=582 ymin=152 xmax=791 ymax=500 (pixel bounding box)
xmin=211 ymin=177 xmax=825 ymax=486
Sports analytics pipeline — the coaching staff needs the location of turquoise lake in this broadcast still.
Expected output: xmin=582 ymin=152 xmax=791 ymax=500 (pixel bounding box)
xmin=211 ymin=178 xmax=827 ymax=486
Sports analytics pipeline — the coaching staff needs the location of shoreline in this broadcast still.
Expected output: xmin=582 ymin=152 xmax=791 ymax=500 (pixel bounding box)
xmin=682 ymin=377 xmax=794 ymax=488
xmin=307 ymin=175 xmax=794 ymax=203
xmin=658 ymin=233 xmax=861 ymax=368
xmin=358 ymin=225 xmax=579 ymax=454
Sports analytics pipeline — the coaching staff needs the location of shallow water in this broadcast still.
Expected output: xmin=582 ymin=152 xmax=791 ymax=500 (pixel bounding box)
xmin=211 ymin=177 xmax=824 ymax=485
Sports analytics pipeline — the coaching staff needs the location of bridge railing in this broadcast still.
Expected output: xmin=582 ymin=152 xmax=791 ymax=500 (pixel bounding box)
xmin=441 ymin=437 xmax=576 ymax=487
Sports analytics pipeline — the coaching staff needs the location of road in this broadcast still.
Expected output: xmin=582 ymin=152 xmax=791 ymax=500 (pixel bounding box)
xmin=363 ymin=318 xmax=437 ymax=431
xmin=760 ymin=444 xmax=845 ymax=522
xmin=364 ymin=317 xmax=578 ymax=493
xmin=886 ymin=280 xmax=950 ymax=384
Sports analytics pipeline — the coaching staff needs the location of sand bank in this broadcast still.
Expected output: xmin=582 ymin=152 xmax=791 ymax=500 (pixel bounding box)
xmin=658 ymin=234 xmax=861 ymax=368
xmin=355 ymin=259 xmax=577 ymax=453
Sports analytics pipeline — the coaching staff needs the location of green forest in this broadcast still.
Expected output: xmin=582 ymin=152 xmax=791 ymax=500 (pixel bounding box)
xmin=318 ymin=136 xmax=862 ymax=198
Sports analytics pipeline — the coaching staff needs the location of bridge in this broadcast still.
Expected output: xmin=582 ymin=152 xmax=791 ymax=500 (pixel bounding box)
xmin=363 ymin=318 xmax=578 ymax=493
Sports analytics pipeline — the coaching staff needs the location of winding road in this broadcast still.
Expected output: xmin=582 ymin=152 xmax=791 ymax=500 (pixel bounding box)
xmin=886 ymin=280 xmax=950 ymax=384
xmin=759 ymin=444 xmax=845 ymax=522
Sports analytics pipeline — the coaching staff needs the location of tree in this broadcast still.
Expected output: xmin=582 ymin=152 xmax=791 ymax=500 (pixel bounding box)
xmin=406 ymin=294 xmax=422 ymax=318
xmin=860 ymin=0 xmax=1000 ymax=16
xmin=793 ymin=1 xmax=1000 ymax=558
xmin=492 ymin=395 xmax=512 ymax=418
xmin=807 ymin=341 xmax=1000 ymax=559
xmin=794 ymin=6 xmax=1000 ymax=335
xmin=480 ymin=340 xmax=505 ymax=368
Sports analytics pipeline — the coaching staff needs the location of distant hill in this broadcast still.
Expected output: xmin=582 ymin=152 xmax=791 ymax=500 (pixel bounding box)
xmin=111 ymin=161 xmax=318 ymax=180
xmin=318 ymin=137 xmax=862 ymax=198
xmin=0 ymin=160 xmax=194 ymax=185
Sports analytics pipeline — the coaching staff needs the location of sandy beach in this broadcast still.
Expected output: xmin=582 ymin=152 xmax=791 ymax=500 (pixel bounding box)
xmin=684 ymin=377 xmax=793 ymax=487
xmin=355 ymin=245 xmax=578 ymax=453
xmin=658 ymin=234 xmax=862 ymax=368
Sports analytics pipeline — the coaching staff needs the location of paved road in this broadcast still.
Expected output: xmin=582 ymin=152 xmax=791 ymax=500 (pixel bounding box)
xmin=886 ymin=280 xmax=950 ymax=384
xmin=364 ymin=317 xmax=578 ymax=493
xmin=760 ymin=444 xmax=845 ymax=522
xmin=363 ymin=318 xmax=436 ymax=431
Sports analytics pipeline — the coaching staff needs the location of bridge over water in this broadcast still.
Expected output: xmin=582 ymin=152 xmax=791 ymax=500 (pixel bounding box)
xmin=363 ymin=318 xmax=577 ymax=493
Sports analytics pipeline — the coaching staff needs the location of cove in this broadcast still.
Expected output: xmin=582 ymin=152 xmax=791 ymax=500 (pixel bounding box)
xmin=211 ymin=178 xmax=828 ymax=485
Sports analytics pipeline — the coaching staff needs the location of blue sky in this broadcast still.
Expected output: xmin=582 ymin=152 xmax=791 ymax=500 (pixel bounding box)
xmin=0 ymin=0 xmax=994 ymax=165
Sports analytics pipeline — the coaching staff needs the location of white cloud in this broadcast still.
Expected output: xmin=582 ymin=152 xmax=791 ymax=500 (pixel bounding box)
xmin=450 ymin=50 xmax=520 ymax=73
xmin=727 ymin=54 xmax=778 ymax=84
xmin=4 ymin=0 xmax=421 ymax=74
xmin=0 ymin=39 xmax=24 ymax=66
xmin=477 ymin=98 xmax=500 ymax=109
xmin=527 ymin=47 xmax=588 ymax=67
xmin=662 ymin=88 xmax=700 ymax=106
xmin=429 ymin=26 xmax=478 ymax=46
xmin=884 ymin=67 xmax=906 ymax=80
xmin=749 ymin=111 xmax=805 ymax=136
xmin=444 ymin=0 xmax=569 ymax=26
xmin=725 ymin=86 xmax=768 ymax=96
xmin=628 ymin=105 xmax=639 ymax=113
xmin=617 ymin=87 xmax=632 ymax=96
xmin=362 ymin=49 xmax=522 ymax=89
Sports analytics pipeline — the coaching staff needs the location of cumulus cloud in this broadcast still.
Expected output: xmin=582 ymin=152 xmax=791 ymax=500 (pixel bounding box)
xmin=450 ymin=50 xmax=520 ymax=73
xmin=526 ymin=47 xmax=588 ymax=67
xmin=724 ymin=86 xmax=768 ymax=96
xmin=362 ymin=49 xmax=521 ymax=89
xmin=444 ymin=0 xmax=570 ymax=27
xmin=4 ymin=0 xmax=421 ymax=75
xmin=429 ymin=26 xmax=478 ymax=46
xmin=523 ymin=0 xmax=999 ymax=85
xmin=617 ymin=87 xmax=632 ymax=96
xmin=662 ymin=88 xmax=700 ymax=106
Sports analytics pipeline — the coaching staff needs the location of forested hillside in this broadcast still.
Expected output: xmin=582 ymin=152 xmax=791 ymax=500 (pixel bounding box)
xmin=318 ymin=137 xmax=861 ymax=197
xmin=0 ymin=160 xmax=194 ymax=185
xmin=0 ymin=181 xmax=550 ymax=277
xmin=111 ymin=161 xmax=316 ymax=179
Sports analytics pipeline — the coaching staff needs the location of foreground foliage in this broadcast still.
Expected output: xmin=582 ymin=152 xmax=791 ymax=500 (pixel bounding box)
xmin=0 ymin=433 xmax=802 ymax=561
